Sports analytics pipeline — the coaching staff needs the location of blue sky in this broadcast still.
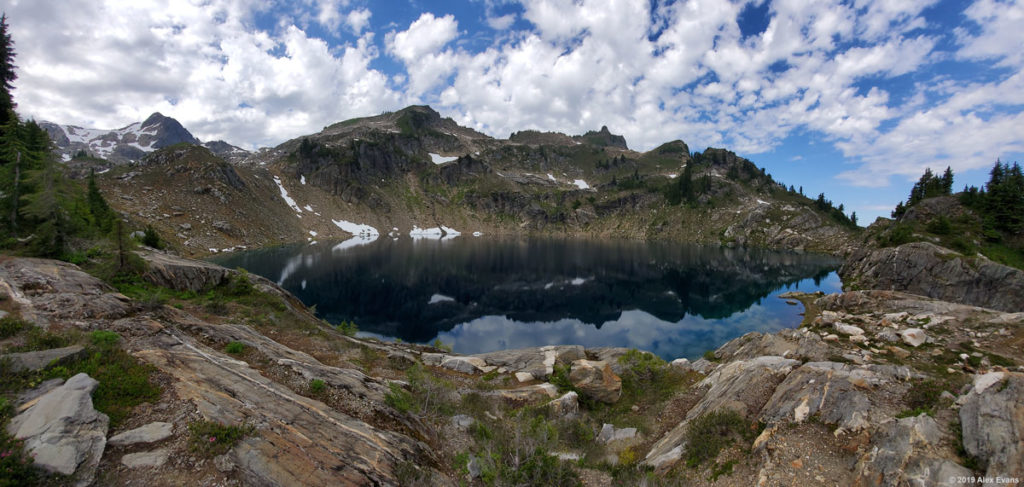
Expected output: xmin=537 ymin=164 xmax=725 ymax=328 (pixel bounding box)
xmin=7 ymin=0 xmax=1024 ymax=222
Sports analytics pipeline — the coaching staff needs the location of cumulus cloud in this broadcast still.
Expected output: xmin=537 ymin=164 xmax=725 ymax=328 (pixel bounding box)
xmin=7 ymin=0 xmax=1022 ymax=192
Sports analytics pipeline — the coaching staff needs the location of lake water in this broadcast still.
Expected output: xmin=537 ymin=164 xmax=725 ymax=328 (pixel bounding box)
xmin=212 ymin=237 xmax=842 ymax=361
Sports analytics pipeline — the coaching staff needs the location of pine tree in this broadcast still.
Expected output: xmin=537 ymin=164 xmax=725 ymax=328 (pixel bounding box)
xmin=942 ymin=166 xmax=954 ymax=194
xmin=0 ymin=114 xmax=25 ymax=234
xmin=87 ymin=170 xmax=114 ymax=233
xmin=0 ymin=14 xmax=16 ymax=128
xmin=850 ymin=211 xmax=858 ymax=226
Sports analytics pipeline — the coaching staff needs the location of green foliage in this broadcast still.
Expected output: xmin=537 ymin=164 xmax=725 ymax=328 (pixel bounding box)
xmin=684 ymin=409 xmax=756 ymax=467
xmin=309 ymin=378 xmax=326 ymax=394
xmin=45 ymin=347 xmax=162 ymax=427
xmin=0 ymin=316 xmax=27 ymax=339
xmin=877 ymin=223 xmax=916 ymax=247
xmin=336 ymin=320 xmax=358 ymax=337
xmin=385 ymin=382 xmax=414 ymax=413
xmin=431 ymin=338 xmax=452 ymax=353
xmin=0 ymin=425 xmax=38 ymax=487
xmin=709 ymin=459 xmax=738 ymax=481
xmin=187 ymin=420 xmax=254 ymax=457
xmin=10 ymin=326 xmax=68 ymax=352
xmin=140 ymin=224 xmax=163 ymax=249
xmin=224 ymin=341 xmax=245 ymax=354
xmin=702 ymin=350 xmax=718 ymax=362
xmin=926 ymin=215 xmax=953 ymax=235
xmin=89 ymin=330 xmax=120 ymax=348
xmin=225 ymin=270 xmax=256 ymax=297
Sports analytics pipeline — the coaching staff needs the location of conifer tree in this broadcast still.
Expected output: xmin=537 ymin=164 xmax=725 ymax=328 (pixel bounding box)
xmin=0 ymin=14 xmax=15 ymax=128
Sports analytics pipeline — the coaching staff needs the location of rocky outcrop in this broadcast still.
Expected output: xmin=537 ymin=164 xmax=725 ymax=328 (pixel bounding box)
xmin=853 ymin=415 xmax=972 ymax=487
xmin=568 ymin=359 xmax=622 ymax=404
xmin=840 ymin=242 xmax=1024 ymax=312
xmin=1 ymin=345 xmax=85 ymax=372
xmin=140 ymin=251 xmax=234 ymax=292
xmin=0 ymin=257 xmax=133 ymax=326
xmin=7 ymin=373 xmax=109 ymax=485
xmin=108 ymin=421 xmax=174 ymax=446
xmin=959 ymin=372 xmax=1024 ymax=483
xmin=471 ymin=345 xmax=585 ymax=380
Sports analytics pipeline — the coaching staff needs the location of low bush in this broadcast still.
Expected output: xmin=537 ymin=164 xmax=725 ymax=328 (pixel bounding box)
xmin=684 ymin=409 xmax=757 ymax=468
xmin=45 ymin=348 xmax=162 ymax=428
xmin=187 ymin=420 xmax=255 ymax=457
xmin=224 ymin=341 xmax=245 ymax=354
xmin=309 ymin=378 xmax=326 ymax=394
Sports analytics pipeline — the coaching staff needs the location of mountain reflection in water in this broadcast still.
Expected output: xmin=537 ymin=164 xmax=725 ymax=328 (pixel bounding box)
xmin=212 ymin=237 xmax=841 ymax=360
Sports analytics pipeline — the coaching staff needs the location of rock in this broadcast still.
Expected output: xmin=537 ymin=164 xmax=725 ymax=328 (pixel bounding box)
xmin=887 ymin=346 xmax=911 ymax=359
xmin=1 ymin=345 xmax=86 ymax=373
xmin=644 ymin=356 xmax=799 ymax=471
xmin=714 ymin=330 xmax=830 ymax=362
xmin=547 ymin=391 xmax=579 ymax=417
xmin=15 ymin=378 xmax=65 ymax=406
xmin=849 ymin=334 xmax=868 ymax=344
xmin=840 ymin=242 xmax=1024 ymax=312
xmin=6 ymin=373 xmax=109 ymax=485
xmin=959 ymin=372 xmax=1024 ymax=481
xmin=586 ymin=346 xmax=632 ymax=374
xmin=514 ymin=371 xmax=535 ymax=383
xmin=824 ymin=334 xmax=839 ymax=342
xmin=0 ymin=309 xmax=7 ymax=319
xmin=214 ymin=453 xmax=235 ymax=473
xmin=139 ymin=251 xmax=233 ymax=292
xmin=108 ymin=421 xmax=174 ymax=446
xmin=421 ymin=352 xmax=445 ymax=367
xmin=597 ymin=423 xmax=637 ymax=443
xmin=179 ymin=223 xmax=192 ymax=231
xmin=451 ymin=414 xmax=475 ymax=430
xmin=467 ymin=456 xmax=482 ymax=479
xmin=834 ymin=323 xmax=865 ymax=336
xmin=213 ymin=220 xmax=232 ymax=232
xmin=569 ymin=359 xmax=622 ymax=404
xmin=121 ymin=448 xmax=170 ymax=468
xmin=440 ymin=356 xmax=487 ymax=374
xmin=853 ymin=415 xmax=972 ymax=487
xmin=688 ymin=358 xmax=717 ymax=374
xmin=473 ymin=345 xmax=585 ymax=379
xmin=899 ymin=328 xmax=926 ymax=347
xmin=488 ymin=383 xmax=560 ymax=404
xmin=0 ymin=258 xmax=132 ymax=324
xmin=669 ymin=358 xmax=690 ymax=371
xmin=876 ymin=329 xmax=900 ymax=343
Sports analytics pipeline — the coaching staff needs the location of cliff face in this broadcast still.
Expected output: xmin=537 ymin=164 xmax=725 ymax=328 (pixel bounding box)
xmin=841 ymin=242 xmax=1024 ymax=312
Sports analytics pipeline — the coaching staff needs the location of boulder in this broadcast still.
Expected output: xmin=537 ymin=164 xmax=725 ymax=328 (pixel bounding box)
xmin=834 ymin=323 xmax=865 ymax=336
xmin=6 ymin=373 xmax=109 ymax=485
xmin=547 ymin=391 xmax=579 ymax=417
xmin=713 ymin=329 xmax=830 ymax=362
xmin=569 ymin=359 xmax=622 ymax=404
xmin=597 ymin=423 xmax=637 ymax=444
xmin=121 ymin=448 xmax=170 ymax=468
xmin=108 ymin=421 xmax=174 ymax=446
xmin=514 ymin=371 xmax=535 ymax=383
xmin=959 ymin=372 xmax=1024 ymax=482
xmin=899 ymin=328 xmax=927 ymax=347
xmin=487 ymin=383 xmax=560 ymax=404
xmin=840 ymin=242 xmax=1024 ymax=312
xmin=140 ymin=251 xmax=232 ymax=292
xmin=0 ymin=258 xmax=132 ymax=324
xmin=450 ymin=415 xmax=475 ymax=430
xmin=853 ymin=415 xmax=972 ymax=487
xmin=472 ymin=345 xmax=585 ymax=379
xmin=440 ymin=356 xmax=487 ymax=374
xmin=586 ymin=346 xmax=632 ymax=374
xmin=2 ymin=345 xmax=86 ymax=373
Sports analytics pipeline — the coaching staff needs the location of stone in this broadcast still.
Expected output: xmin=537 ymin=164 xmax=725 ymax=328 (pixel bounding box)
xmin=713 ymin=330 xmax=830 ymax=363
xmin=839 ymin=241 xmax=1024 ymax=312
xmin=139 ymin=251 xmax=233 ymax=292
xmin=420 ymin=352 xmax=445 ymax=366
xmin=824 ymin=334 xmax=839 ymax=342
xmin=898 ymin=328 xmax=926 ymax=347
xmin=669 ymin=358 xmax=690 ymax=371
xmin=849 ymin=334 xmax=868 ymax=344
xmin=886 ymin=346 xmax=911 ymax=359
xmin=2 ymin=345 xmax=86 ymax=373
xmin=688 ymin=358 xmax=717 ymax=374
xmin=179 ymin=223 xmax=192 ymax=231
xmin=487 ymin=383 xmax=559 ymax=404
xmin=853 ymin=415 xmax=972 ymax=487
xmin=0 ymin=309 xmax=7 ymax=319
xmin=6 ymin=373 xmax=108 ymax=485
xmin=121 ymin=449 xmax=170 ymax=468
xmin=473 ymin=345 xmax=585 ymax=379
xmin=467 ymin=456 xmax=482 ymax=479
xmin=108 ymin=421 xmax=174 ymax=446
xmin=214 ymin=453 xmax=235 ymax=473
xmin=586 ymin=346 xmax=632 ymax=374
xmin=213 ymin=220 xmax=232 ymax=232
xmin=451 ymin=414 xmax=475 ymax=430
xmin=547 ymin=391 xmax=579 ymax=417
xmin=834 ymin=323 xmax=865 ymax=336
xmin=515 ymin=371 xmax=535 ymax=383
xmin=0 ymin=258 xmax=132 ymax=324
xmin=959 ymin=372 xmax=1024 ymax=481
xmin=876 ymin=329 xmax=900 ymax=343
xmin=597 ymin=423 xmax=637 ymax=443
xmin=440 ymin=356 xmax=487 ymax=374
xmin=569 ymin=359 xmax=622 ymax=404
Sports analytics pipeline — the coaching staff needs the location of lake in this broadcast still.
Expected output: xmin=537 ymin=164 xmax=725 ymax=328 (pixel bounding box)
xmin=212 ymin=237 xmax=842 ymax=360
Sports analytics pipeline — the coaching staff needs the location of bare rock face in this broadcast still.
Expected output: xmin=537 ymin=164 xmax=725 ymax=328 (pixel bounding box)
xmin=568 ymin=359 xmax=622 ymax=404
xmin=853 ymin=415 xmax=972 ymax=487
xmin=713 ymin=329 xmax=830 ymax=363
xmin=2 ymin=345 xmax=86 ymax=372
xmin=133 ymin=329 xmax=445 ymax=486
xmin=472 ymin=345 xmax=585 ymax=380
xmin=959 ymin=372 xmax=1024 ymax=483
xmin=109 ymin=421 xmax=174 ymax=446
xmin=840 ymin=242 xmax=1024 ymax=312
xmin=6 ymin=373 xmax=109 ymax=485
xmin=140 ymin=251 xmax=233 ymax=292
xmin=0 ymin=257 xmax=132 ymax=325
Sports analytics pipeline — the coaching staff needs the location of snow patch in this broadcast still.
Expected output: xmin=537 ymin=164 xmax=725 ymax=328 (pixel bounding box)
xmin=273 ymin=176 xmax=303 ymax=214
xmin=547 ymin=173 xmax=556 ymax=182
xmin=309 ymin=230 xmax=318 ymax=237
xmin=570 ymin=277 xmax=586 ymax=286
xmin=96 ymin=168 xmax=110 ymax=174
xmin=301 ymin=280 xmax=307 ymax=290
xmin=472 ymin=231 xmax=483 ymax=237
xmin=332 ymin=219 xmax=379 ymax=237
xmin=409 ymin=225 xmax=461 ymax=240
xmin=429 ymin=294 xmax=455 ymax=304
xmin=573 ymin=179 xmax=590 ymax=190
xmin=666 ymin=173 xmax=678 ymax=179
xmin=756 ymin=199 xmax=769 ymax=205
xmin=300 ymin=175 xmax=306 ymax=185
xmin=304 ymin=205 xmax=314 ymax=212
xmin=429 ymin=153 xmax=458 ymax=165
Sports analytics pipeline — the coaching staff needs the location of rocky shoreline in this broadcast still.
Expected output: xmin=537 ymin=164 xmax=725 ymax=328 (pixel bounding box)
xmin=1 ymin=250 xmax=1022 ymax=486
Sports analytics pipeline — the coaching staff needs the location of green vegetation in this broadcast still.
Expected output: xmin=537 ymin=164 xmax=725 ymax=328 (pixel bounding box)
xmin=44 ymin=346 xmax=162 ymax=427
xmin=683 ymin=409 xmax=758 ymax=468
xmin=309 ymin=378 xmax=326 ymax=394
xmin=336 ymin=320 xmax=358 ymax=337
xmin=187 ymin=420 xmax=255 ymax=457
xmin=89 ymin=329 xmax=120 ymax=348
xmin=1 ymin=394 xmax=39 ymax=487
xmin=0 ymin=315 xmax=27 ymax=339
xmin=224 ymin=341 xmax=245 ymax=354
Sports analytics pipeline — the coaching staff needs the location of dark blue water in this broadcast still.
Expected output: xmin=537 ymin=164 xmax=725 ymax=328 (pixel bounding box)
xmin=212 ymin=237 xmax=841 ymax=360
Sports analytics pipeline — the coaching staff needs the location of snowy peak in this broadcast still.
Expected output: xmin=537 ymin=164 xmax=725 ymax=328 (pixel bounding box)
xmin=41 ymin=113 xmax=245 ymax=165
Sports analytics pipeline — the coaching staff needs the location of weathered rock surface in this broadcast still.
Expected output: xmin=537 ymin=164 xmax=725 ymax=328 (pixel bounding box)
xmin=597 ymin=423 xmax=637 ymax=444
xmin=548 ymin=391 xmax=579 ymax=417
xmin=108 ymin=421 xmax=174 ymax=446
xmin=6 ymin=373 xmax=109 ymax=485
xmin=840 ymin=242 xmax=1024 ymax=312
xmin=133 ymin=329 xmax=444 ymax=486
xmin=713 ymin=329 xmax=830 ymax=362
xmin=486 ymin=383 xmax=560 ymax=403
xmin=853 ymin=415 xmax=971 ymax=487
xmin=959 ymin=372 xmax=1024 ymax=483
xmin=121 ymin=449 xmax=171 ymax=468
xmin=472 ymin=345 xmax=585 ymax=379
xmin=0 ymin=257 xmax=132 ymax=325
xmin=568 ymin=359 xmax=622 ymax=404
xmin=140 ymin=250 xmax=234 ymax=292
xmin=1 ymin=345 xmax=85 ymax=372
xmin=899 ymin=327 xmax=927 ymax=347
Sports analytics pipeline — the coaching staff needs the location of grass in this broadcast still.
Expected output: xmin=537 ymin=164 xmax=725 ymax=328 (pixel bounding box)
xmin=0 ymin=316 xmax=28 ymax=339
xmin=187 ymin=420 xmax=255 ymax=457
xmin=684 ymin=409 xmax=758 ymax=468
xmin=309 ymin=378 xmax=326 ymax=394
xmin=224 ymin=341 xmax=245 ymax=354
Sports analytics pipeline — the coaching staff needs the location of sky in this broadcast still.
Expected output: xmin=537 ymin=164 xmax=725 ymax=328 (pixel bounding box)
xmin=5 ymin=0 xmax=1024 ymax=222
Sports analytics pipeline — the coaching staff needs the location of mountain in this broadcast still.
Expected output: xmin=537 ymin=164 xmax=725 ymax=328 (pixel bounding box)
xmin=91 ymin=105 xmax=859 ymax=258
xmin=40 ymin=112 xmax=248 ymax=165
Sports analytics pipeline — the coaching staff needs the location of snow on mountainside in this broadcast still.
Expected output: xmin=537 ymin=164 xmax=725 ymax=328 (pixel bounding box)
xmin=40 ymin=113 xmax=248 ymax=165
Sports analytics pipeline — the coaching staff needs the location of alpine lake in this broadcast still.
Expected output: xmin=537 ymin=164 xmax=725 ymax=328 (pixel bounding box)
xmin=212 ymin=236 xmax=842 ymax=361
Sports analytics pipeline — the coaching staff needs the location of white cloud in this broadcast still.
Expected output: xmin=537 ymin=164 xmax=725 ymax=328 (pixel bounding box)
xmin=486 ymin=13 xmax=516 ymax=30
xmin=345 ymin=8 xmax=372 ymax=34
xmin=957 ymin=0 xmax=1024 ymax=68
xmin=386 ymin=13 xmax=459 ymax=62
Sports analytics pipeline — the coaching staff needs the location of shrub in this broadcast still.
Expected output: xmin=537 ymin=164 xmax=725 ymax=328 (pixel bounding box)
xmin=141 ymin=225 xmax=163 ymax=249
xmin=309 ymin=379 xmax=326 ymax=394
xmin=187 ymin=420 xmax=255 ymax=457
xmin=89 ymin=330 xmax=120 ymax=348
xmin=385 ymin=383 xmax=414 ymax=413
xmin=336 ymin=320 xmax=358 ymax=337
xmin=224 ymin=341 xmax=245 ymax=354
xmin=684 ymin=409 xmax=756 ymax=467
xmin=44 ymin=348 xmax=162 ymax=427
xmin=0 ymin=317 xmax=27 ymax=339
xmin=431 ymin=338 xmax=452 ymax=353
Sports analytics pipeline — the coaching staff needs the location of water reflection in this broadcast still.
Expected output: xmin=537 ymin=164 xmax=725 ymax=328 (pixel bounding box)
xmin=213 ymin=238 xmax=841 ymax=360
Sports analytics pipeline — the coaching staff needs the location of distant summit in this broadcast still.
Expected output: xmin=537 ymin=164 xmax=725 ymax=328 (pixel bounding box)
xmin=40 ymin=113 xmax=247 ymax=165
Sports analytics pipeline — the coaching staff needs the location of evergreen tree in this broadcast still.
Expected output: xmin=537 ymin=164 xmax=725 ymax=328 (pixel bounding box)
xmin=850 ymin=211 xmax=858 ymax=227
xmin=0 ymin=13 xmax=15 ymax=127
xmin=0 ymin=114 xmax=26 ymax=234
xmin=941 ymin=166 xmax=954 ymax=194
xmin=87 ymin=170 xmax=115 ymax=233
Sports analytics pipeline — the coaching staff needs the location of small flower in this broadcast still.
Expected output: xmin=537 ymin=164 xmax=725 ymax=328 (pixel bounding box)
xmin=209 ymin=436 xmax=217 ymax=442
